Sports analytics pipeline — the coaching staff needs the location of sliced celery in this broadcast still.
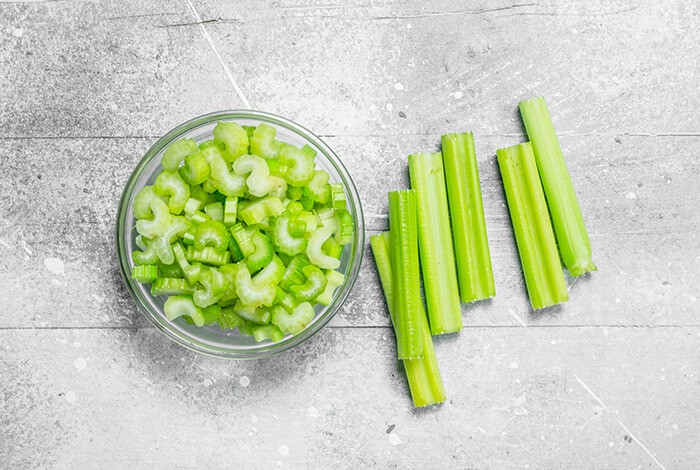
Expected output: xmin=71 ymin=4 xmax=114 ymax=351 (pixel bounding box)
xmin=233 ymin=153 xmax=279 ymax=198
xmin=239 ymin=196 xmax=285 ymax=225
xmin=250 ymin=123 xmax=281 ymax=159
xmin=270 ymin=214 xmax=307 ymax=256
xmin=235 ymin=264 xmax=276 ymax=308
xmin=441 ymin=132 xmax=496 ymax=302
xmin=131 ymin=265 xmax=158 ymax=283
xmin=408 ymin=152 xmax=463 ymax=334
xmin=223 ymin=197 xmax=238 ymax=226
xmin=304 ymin=170 xmax=330 ymax=203
xmin=133 ymin=186 xmax=159 ymax=220
xmin=204 ymin=202 xmax=224 ymax=222
xmin=179 ymin=152 xmax=211 ymax=186
xmin=194 ymin=220 xmax=229 ymax=253
xmin=271 ymin=302 xmax=314 ymax=335
xmin=213 ymin=121 xmax=248 ymax=162
xmin=370 ymin=232 xmax=445 ymax=407
xmin=202 ymin=146 xmax=246 ymax=197
xmin=172 ymin=243 xmax=201 ymax=284
xmin=135 ymin=197 xmax=171 ymax=239
xmin=329 ymin=183 xmax=347 ymax=211
xmin=193 ymin=266 xmax=229 ymax=308
xmin=151 ymin=216 xmax=191 ymax=265
xmin=245 ymin=230 xmax=274 ymax=272
xmin=334 ymin=210 xmax=354 ymax=245
xmin=164 ymin=295 xmax=205 ymax=326
xmin=162 ymin=138 xmax=197 ymax=172
xmin=322 ymin=237 xmax=344 ymax=260
xmin=275 ymin=287 xmax=300 ymax=313
xmin=497 ymin=142 xmax=568 ymax=309
xmin=217 ymin=306 xmax=245 ymax=330
xmin=388 ymin=190 xmax=423 ymax=360
xmin=187 ymin=246 xmax=231 ymax=267
xmin=184 ymin=197 xmax=203 ymax=215
xmin=289 ymin=265 xmax=327 ymax=302
xmin=229 ymin=223 xmax=255 ymax=257
xmin=306 ymin=226 xmax=341 ymax=270
xmin=253 ymin=324 xmax=284 ymax=342
xmin=279 ymin=143 xmax=316 ymax=186
xmin=315 ymin=270 xmax=344 ymax=306
xmin=519 ymin=97 xmax=596 ymax=276
xmin=279 ymin=255 xmax=310 ymax=291
xmin=151 ymin=278 xmax=194 ymax=297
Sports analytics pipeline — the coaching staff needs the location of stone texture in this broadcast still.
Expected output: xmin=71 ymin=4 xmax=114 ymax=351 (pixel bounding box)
xmin=1 ymin=0 xmax=699 ymax=468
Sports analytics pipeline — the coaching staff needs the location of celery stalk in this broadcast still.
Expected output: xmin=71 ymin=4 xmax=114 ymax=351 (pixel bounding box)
xmin=497 ymin=143 xmax=568 ymax=309
xmin=370 ymin=232 xmax=445 ymax=407
xmin=441 ymin=132 xmax=496 ymax=302
xmin=388 ymin=190 xmax=423 ymax=360
xmin=519 ymin=97 xmax=596 ymax=276
xmin=408 ymin=152 xmax=463 ymax=334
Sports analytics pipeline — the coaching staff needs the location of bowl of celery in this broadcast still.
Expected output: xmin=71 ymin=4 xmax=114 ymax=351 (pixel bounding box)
xmin=116 ymin=110 xmax=364 ymax=359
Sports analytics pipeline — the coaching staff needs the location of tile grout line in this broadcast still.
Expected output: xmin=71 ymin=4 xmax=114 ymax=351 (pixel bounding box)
xmin=185 ymin=0 xmax=251 ymax=109
xmin=571 ymin=372 xmax=667 ymax=470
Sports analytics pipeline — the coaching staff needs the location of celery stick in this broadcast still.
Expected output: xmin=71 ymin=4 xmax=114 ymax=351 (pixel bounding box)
xmin=441 ymin=132 xmax=496 ymax=302
xmin=519 ymin=97 xmax=596 ymax=276
xmin=497 ymin=143 xmax=568 ymax=309
xmin=408 ymin=152 xmax=462 ymax=334
xmin=388 ymin=190 xmax=423 ymax=360
xmin=370 ymin=232 xmax=445 ymax=407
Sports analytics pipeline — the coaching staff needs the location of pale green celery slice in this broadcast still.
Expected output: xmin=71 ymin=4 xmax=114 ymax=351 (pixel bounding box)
xmin=497 ymin=142 xmax=568 ymax=309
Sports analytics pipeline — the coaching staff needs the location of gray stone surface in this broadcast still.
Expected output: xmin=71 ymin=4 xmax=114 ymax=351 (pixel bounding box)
xmin=1 ymin=0 xmax=698 ymax=468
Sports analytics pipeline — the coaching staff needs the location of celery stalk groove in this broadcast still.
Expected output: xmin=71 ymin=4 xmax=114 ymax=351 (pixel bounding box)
xmin=497 ymin=143 xmax=568 ymax=309
xmin=519 ymin=97 xmax=596 ymax=276
xmin=370 ymin=233 xmax=445 ymax=407
xmin=408 ymin=152 xmax=463 ymax=335
xmin=441 ymin=133 xmax=496 ymax=302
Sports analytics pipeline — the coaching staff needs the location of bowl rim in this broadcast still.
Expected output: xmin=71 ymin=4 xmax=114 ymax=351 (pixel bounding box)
xmin=116 ymin=109 xmax=365 ymax=359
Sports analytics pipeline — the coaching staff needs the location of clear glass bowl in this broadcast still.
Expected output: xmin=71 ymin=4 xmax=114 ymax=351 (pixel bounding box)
xmin=116 ymin=110 xmax=364 ymax=359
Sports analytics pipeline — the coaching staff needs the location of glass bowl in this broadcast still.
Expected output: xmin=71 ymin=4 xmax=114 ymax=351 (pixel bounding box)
xmin=116 ymin=110 xmax=364 ymax=359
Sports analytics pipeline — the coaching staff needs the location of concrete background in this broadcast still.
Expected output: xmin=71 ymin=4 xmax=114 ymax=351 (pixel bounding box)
xmin=1 ymin=0 xmax=698 ymax=468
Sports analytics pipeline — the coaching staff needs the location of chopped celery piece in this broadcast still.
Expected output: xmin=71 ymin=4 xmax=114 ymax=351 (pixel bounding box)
xmin=190 ymin=211 xmax=210 ymax=225
xmin=287 ymin=185 xmax=303 ymax=201
xmin=187 ymin=246 xmax=231 ymax=267
xmin=179 ymin=152 xmax=211 ymax=186
xmin=289 ymin=265 xmax=327 ymax=302
xmin=204 ymin=202 xmax=224 ymax=222
xmin=190 ymin=185 xmax=213 ymax=205
xmin=307 ymin=226 xmax=340 ymax=270
xmin=235 ymin=263 xmax=277 ymax=308
xmin=133 ymin=186 xmax=159 ymax=220
xmin=151 ymin=216 xmax=191 ymax=265
xmin=286 ymin=200 xmax=303 ymax=215
xmin=135 ymin=197 xmax=171 ymax=238
xmin=184 ymin=197 xmax=203 ymax=215
xmin=497 ymin=142 xmax=568 ymax=309
xmin=408 ymin=152 xmax=462 ymax=335
xmin=199 ymin=138 xmax=226 ymax=151
xmin=304 ymin=170 xmax=330 ymax=203
xmin=132 ymin=236 xmax=160 ymax=266
xmin=164 ymin=295 xmax=205 ymax=326
xmin=252 ymin=256 xmax=286 ymax=286
xmin=213 ymin=121 xmax=248 ymax=162
xmin=172 ymin=243 xmax=201 ymax=283
xmin=370 ymin=232 xmax=445 ymax=407
xmin=250 ymin=123 xmax=281 ymax=159
xmin=162 ymin=138 xmax=198 ymax=172
xmin=334 ymin=210 xmax=354 ymax=245
xmin=519 ymin=97 xmax=596 ymax=276
xmin=270 ymin=214 xmax=307 ymax=256
xmin=275 ymin=287 xmax=300 ymax=313
xmin=279 ymin=143 xmax=316 ymax=186
xmin=233 ymin=153 xmax=280 ymax=198
xmin=239 ymin=196 xmax=285 ymax=225
xmin=266 ymin=159 xmax=288 ymax=178
xmin=329 ymin=183 xmax=347 ymax=211
xmin=203 ymin=146 xmax=246 ymax=197
xmin=234 ymin=300 xmax=271 ymax=324
xmin=322 ymin=237 xmax=343 ymax=260
xmin=252 ymin=324 xmax=284 ymax=343
xmin=315 ymin=270 xmax=345 ymax=306
xmin=158 ymin=262 xmax=184 ymax=278
xmin=182 ymin=229 xmax=196 ymax=246
xmin=271 ymin=302 xmax=314 ymax=335
xmin=279 ymin=255 xmax=310 ymax=291
xmin=299 ymin=195 xmax=314 ymax=211
xmin=218 ymin=306 xmax=245 ymax=330
xmin=194 ymin=220 xmax=229 ymax=253
xmin=223 ymin=197 xmax=238 ymax=226
xmin=230 ymin=224 xmax=255 ymax=257
xmin=441 ymin=132 xmax=496 ymax=302
xmin=388 ymin=190 xmax=423 ymax=359
xmin=201 ymin=304 xmax=222 ymax=325
xmin=151 ymin=277 xmax=194 ymax=296
xmin=193 ymin=266 xmax=229 ymax=308
xmin=239 ymin=322 xmax=255 ymax=336
xmin=246 ymin=230 xmax=274 ymax=272
xmin=315 ymin=207 xmax=335 ymax=227
xmin=131 ymin=265 xmax=158 ymax=283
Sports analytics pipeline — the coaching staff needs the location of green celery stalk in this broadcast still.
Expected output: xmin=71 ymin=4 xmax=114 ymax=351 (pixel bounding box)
xmin=441 ymin=132 xmax=496 ymax=302
xmin=519 ymin=97 xmax=596 ymax=276
xmin=370 ymin=232 xmax=445 ymax=407
xmin=497 ymin=143 xmax=568 ymax=309
xmin=388 ymin=190 xmax=423 ymax=360
xmin=408 ymin=152 xmax=462 ymax=334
